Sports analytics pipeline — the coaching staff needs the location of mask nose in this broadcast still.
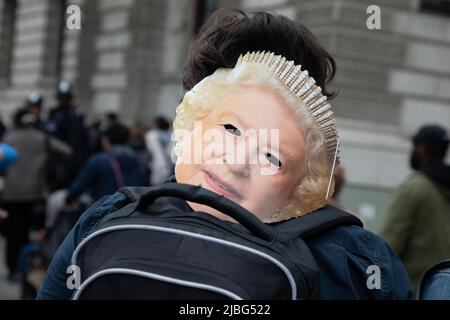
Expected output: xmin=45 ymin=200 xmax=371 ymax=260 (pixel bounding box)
xmin=224 ymin=157 xmax=250 ymax=178
xmin=223 ymin=137 xmax=255 ymax=178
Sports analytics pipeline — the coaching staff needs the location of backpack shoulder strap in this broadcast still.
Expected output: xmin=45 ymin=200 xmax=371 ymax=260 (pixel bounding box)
xmin=107 ymin=154 xmax=124 ymax=188
xmin=271 ymin=205 xmax=363 ymax=239
xmin=93 ymin=186 xmax=157 ymax=228
xmin=118 ymin=186 xmax=155 ymax=202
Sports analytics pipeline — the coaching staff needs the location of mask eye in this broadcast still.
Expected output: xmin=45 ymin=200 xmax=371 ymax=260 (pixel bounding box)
xmin=265 ymin=152 xmax=282 ymax=168
xmin=223 ymin=124 xmax=241 ymax=136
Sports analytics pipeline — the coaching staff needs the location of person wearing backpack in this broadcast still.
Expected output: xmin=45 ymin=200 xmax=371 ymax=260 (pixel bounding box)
xmin=37 ymin=9 xmax=412 ymax=300
xmin=46 ymin=82 xmax=91 ymax=181
xmin=63 ymin=123 xmax=142 ymax=206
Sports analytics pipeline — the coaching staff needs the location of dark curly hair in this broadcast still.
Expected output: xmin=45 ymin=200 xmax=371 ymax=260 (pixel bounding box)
xmin=183 ymin=8 xmax=337 ymax=98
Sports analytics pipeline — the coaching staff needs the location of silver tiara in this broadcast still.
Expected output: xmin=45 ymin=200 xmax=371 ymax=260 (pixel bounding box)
xmin=236 ymin=51 xmax=340 ymax=164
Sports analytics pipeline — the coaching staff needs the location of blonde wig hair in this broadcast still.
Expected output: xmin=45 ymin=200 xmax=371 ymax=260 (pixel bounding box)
xmin=173 ymin=62 xmax=335 ymax=222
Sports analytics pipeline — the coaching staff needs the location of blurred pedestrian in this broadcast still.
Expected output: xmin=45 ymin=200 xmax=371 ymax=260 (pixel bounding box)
xmin=380 ymin=124 xmax=450 ymax=293
xmin=129 ymin=125 xmax=151 ymax=186
xmin=0 ymin=143 xmax=18 ymax=237
xmin=26 ymin=91 xmax=46 ymax=132
xmin=64 ymin=123 xmax=142 ymax=205
xmin=1 ymin=108 xmax=72 ymax=280
xmin=46 ymin=81 xmax=91 ymax=180
xmin=89 ymin=113 xmax=121 ymax=155
xmin=0 ymin=114 xmax=7 ymax=142
xmin=145 ymin=116 xmax=174 ymax=185
xmin=0 ymin=208 xmax=8 ymax=220
xmin=87 ymin=120 xmax=103 ymax=154
xmin=0 ymin=143 xmax=18 ymax=175
xmin=100 ymin=112 xmax=119 ymax=132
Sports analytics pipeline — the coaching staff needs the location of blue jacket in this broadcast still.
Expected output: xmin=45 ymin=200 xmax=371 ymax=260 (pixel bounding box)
xmin=46 ymin=105 xmax=91 ymax=174
xmin=66 ymin=146 xmax=142 ymax=204
xmin=38 ymin=184 xmax=412 ymax=300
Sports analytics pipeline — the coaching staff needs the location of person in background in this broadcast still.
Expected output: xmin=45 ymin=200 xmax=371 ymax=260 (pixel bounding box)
xmin=145 ymin=116 xmax=174 ymax=185
xmin=87 ymin=120 xmax=103 ymax=154
xmin=380 ymin=124 xmax=450 ymax=293
xmin=0 ymin=143 xmax=18 ymax=175
xmin=89 ymin=113 xmax=120 ymax=155
xmin=1 ymin=109 xmax=72 ymax=280
xmin=100 ymin=113 xmax=119 ymax=132
xmin=0 ymin=209 xmax=8 ymax=220
xmin=64 ymin=123 xmax=142 ymax=206
xmin=46 ymin=81 xmax=91 ymax=180
xmin=0 ymin=143 xmax=19 ymax=237
xmin=129 ymin=125 xmax=152 ymax=186
xmin=0 ymin=114 xmax=7 ymax=142
xmin=26 ymin=91 xmax=46 ymax=132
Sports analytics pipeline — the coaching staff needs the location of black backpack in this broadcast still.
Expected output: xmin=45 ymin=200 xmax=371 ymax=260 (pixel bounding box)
xmin=71 ymin=183 xmax=361 ymax=300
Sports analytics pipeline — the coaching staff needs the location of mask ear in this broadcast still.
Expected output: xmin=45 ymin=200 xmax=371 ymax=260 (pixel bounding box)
xmin=173 ymin=129 xmax=193 ymax=161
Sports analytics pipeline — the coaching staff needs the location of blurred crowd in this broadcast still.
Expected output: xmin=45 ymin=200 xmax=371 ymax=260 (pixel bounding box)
xmin=0 ymin=81 xmax=174 ymax=298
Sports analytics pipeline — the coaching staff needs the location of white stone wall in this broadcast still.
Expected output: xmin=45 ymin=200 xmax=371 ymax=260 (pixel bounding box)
xmin=60 ymin=0 xmax=83 ymax=85
xmin=237 ymin=0 xmax=450 ymax=191
xmin=338 ymin=118 xmax=411 ymax=189
xmin=389 ymin=10 xmax=450 ymax=137
xmin=90 ymin=0 xmax=134 ymax=117
xmin=154 ymin=0 xmax=195 ymax=121
xmin=0 ymin=0 xmax=52 ymax=121
xmin=0 ymin=0 xmax=170 ymax=125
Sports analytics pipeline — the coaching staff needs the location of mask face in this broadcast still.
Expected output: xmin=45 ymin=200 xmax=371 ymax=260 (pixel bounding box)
xmin=175 ymin=87 xmax=306 ymax=222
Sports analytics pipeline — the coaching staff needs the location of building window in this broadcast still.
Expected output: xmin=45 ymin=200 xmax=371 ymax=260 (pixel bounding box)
xmin=42 ymin=0 xmax=66 ymax=85
xmin=0 ymin=0 xmax=17 ymax=86
xmin=421 ymin=0 xmax=450 ymax=15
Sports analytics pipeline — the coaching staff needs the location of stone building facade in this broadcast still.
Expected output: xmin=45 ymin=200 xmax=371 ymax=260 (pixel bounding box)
xmin=0 ymin=0 xmax=449 ymax=229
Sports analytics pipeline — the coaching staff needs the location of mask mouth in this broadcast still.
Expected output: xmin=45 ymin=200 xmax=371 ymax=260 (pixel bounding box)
xmin=202 ymin=170 xmax=241 ymax=200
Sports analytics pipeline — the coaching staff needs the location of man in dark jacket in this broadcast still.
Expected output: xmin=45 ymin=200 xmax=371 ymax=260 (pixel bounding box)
xmin=46 ymin=82 xmax=91 ymax=180
xmin=380 ymin=124 xmax=450 ymax=293
xmin=26 ymin=91 xmax=47 ymax=132
xmin=64 ymin=123 xmax=142 ymax=205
